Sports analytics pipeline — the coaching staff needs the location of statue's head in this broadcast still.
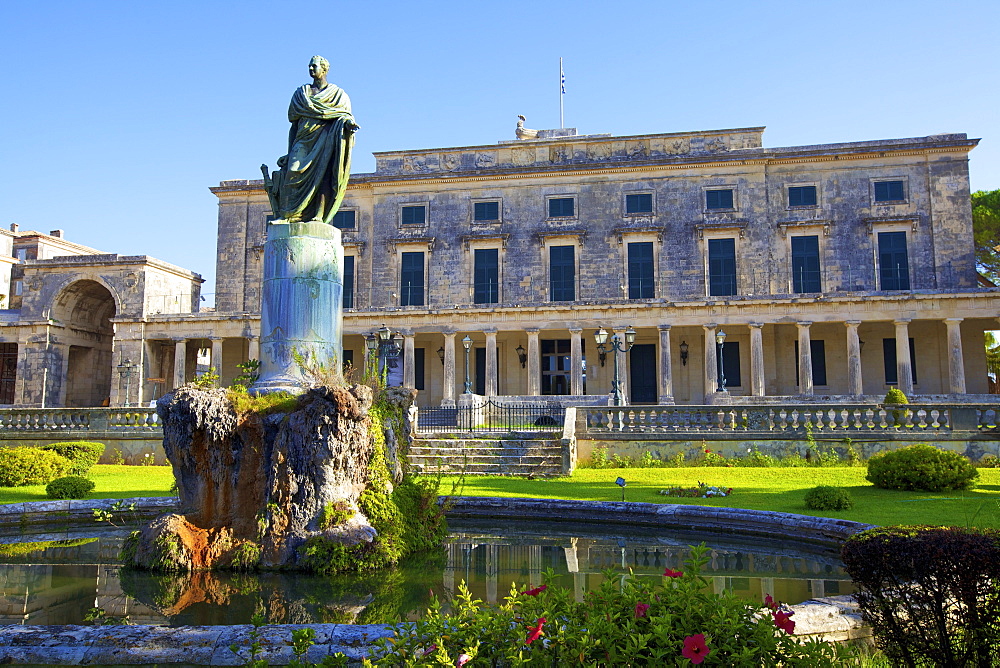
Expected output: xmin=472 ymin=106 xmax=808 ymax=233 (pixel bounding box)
xmin=309 ymin=55 xmax=330 ymax=77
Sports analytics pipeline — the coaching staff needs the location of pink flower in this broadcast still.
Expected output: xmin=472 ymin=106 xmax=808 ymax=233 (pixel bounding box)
xmin=520 ymin=585 xmax=547 ymax=596
xmin=421 ymin=644 xmax=437 ymax=656
xmin=773 ymin=609 xmax=795 ymax=634
xmin=634 ymin=602 xmax=650 ymax=619
xmin=681 ymin=633 xmax=711 ymax=664
xmin=456 ymin=654 xmax=471 ymax=667
xmin=663 ymin=567 xmax=683 ymax=578
xmin=525 ymin=617 xmax=545 ymax=645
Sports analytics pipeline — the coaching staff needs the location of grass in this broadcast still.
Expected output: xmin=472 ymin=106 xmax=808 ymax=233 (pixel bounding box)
xmin=0 ymin=465 xmax=998 ymax=529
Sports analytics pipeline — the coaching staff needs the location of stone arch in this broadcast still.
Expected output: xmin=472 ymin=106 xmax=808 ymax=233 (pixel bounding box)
xmin=51 ymin=280 xmax=117 ymax=407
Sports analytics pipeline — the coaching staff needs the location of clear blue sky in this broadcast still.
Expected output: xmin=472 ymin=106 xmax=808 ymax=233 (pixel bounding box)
xmin=2 ymin=0 xmax=997 ymax=305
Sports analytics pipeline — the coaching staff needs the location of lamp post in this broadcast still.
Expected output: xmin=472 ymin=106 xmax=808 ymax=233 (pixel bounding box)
xmin=594 ymin=326 xmax=636 ymax=406
xmin=117 ymin=356 xmax=137 ymax=407
xmin=367 ymin=325 xmax=403 ymax=383
xmin=715 ymin=329 xmax=727 ymax=392
xmin=462 ymin=335 xmax=473 ymax=394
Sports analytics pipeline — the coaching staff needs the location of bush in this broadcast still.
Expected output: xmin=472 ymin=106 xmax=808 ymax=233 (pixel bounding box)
xmin=804 ymin=485 xmax=854 ymax=510
xmin=842 ymin=525 xmax=1000 ymax=667
xmin=39 ymin=441 xmax=105 ymax=475
xmin=0 ymin=446 xmax=71 ymax=486
xmin=46 ymin=475 xmax=96 ymax=499
xmin=867 ymin=444 xmax=978 ymax=492
xmin=883 ymin=387 xmax=909 ymax=425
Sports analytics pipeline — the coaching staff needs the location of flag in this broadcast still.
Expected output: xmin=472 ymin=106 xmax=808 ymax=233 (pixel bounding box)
xmin=560 ymin=66 xmax=566 ymax=94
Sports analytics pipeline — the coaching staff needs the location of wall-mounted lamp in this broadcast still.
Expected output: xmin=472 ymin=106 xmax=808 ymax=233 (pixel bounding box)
xmin=437 ymin=346 xmax=445 ymax=364
xmin=679 ymin=340 xmax=689 ymax=366
xmin=598 ymin=349 xmax=607 ymax=367
xmin=515 ymin=344 xmax=527 ymax=368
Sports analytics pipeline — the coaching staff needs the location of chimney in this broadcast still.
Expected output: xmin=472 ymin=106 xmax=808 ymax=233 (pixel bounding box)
xmin=49 ymin=229 xmax=64 ymax=238
xmin=9 ymin=223 xmax=18 ymax=233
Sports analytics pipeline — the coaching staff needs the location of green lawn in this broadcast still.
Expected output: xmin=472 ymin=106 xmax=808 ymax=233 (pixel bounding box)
xmin=1 ymin=465 xmax=998 ymax=529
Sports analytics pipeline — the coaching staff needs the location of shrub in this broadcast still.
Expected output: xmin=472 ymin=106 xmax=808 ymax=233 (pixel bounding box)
xmin=46 ymin=475 xmax=96 ymax=499
xmin=883 ymin=387 xmax=909 ymax=425
xmin=804 ymin=485 xmax=854 ymax=510
xmin=39 ymin=441 xmax=105 ymax=475
xmin=867 ymin=444 xmax=978 ymax=492
xmin=0 ymin=446 xmax=71 ymax=486
xmin=319 ymin=500 xmax=355 ymax=529
xmin=842 ymin=525 xmax=1000 ymax=667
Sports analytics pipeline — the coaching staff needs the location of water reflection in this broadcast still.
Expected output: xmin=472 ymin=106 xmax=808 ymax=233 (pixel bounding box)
xmin=0 ymin=522 xmax=853 ymax=626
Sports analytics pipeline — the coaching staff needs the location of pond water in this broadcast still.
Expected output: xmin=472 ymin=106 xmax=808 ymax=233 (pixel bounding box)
xmin=0 ymin=520 xmax=853 ymax=626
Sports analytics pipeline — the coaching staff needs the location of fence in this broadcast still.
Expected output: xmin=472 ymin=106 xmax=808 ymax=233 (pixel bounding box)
xmin=0 ymin=407 xmax=161 ymax=432
xmin=416 ymin=400 xmax=565 ymax=434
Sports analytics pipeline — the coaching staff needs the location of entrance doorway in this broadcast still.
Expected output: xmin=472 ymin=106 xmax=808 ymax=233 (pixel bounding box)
xmin=629 ymin=344 xmax=657 ymax=403
xmin=51 ymin=280 xmax=116 ymax=407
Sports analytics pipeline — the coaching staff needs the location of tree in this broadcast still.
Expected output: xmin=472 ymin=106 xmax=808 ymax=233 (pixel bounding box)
xmin=972 ymin=188 xmax=1000 ymax=282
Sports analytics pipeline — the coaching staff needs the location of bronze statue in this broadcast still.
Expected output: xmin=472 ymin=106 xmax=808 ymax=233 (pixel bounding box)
xmin=262 ymin=56 xmax=359 ymax=224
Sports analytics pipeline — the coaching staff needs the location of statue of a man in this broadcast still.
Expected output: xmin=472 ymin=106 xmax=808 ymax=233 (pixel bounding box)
xmin=265 ymin=56 xmax=359 ymax=224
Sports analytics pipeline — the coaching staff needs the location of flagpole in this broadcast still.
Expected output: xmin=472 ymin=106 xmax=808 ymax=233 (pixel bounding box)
xmin=559 ymin=57 xmax=565 ymax=129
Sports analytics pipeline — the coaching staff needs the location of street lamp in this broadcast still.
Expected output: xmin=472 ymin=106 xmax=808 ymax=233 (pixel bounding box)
xmin=462 ymin=335 xmax=473 ymax=394
xmin=679 ymin=340 xmax=689 ymax=366
xmin=715 ymin=329 xmax=727 ymax=392
xmin=367 ymin=325 xmax=403 ymax=382
xmin=594 ymin=326 xmax=636 ymax=406
xmin=117 ymin=356 xmax=137 ymax=407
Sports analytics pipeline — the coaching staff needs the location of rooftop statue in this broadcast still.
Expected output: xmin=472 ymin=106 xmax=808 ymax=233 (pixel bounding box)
xmin=515 ymin=114 xmax=538 ymax=140
xmin=262 ymin=56 xmax=359 ymax=224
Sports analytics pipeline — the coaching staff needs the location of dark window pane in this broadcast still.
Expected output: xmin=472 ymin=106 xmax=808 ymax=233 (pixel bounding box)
xmin=626 ymin=193 xmax=653 ymax=214
xmin=342 ymin=349 xmax=354 ymax=373
xmin=708 ymin=238 xmax=737 ymax=296
xmin=788 ymin=186 xmax=817 ymax=207
xmin=473 ymin=248 xmax=499 ymax=304
xmin=791 ymin=235 xmax=821 ymax=293
xmin=706 ymin=189 xmax=734 ymax=210
xmin=883 ymin=338 xmax=917 ymax=385
xmin=474 ymin=201 xmax=499 ymax=221
xmin=549 ymin=245 xmax=575 ymax=301
xmin=541 ymin=339 xmax=571 ymax=395
xmin=720 ymin=341 xmax=741 ymax=387
xmin=401 ymin=205 xmax=426 ymax=226
xmin=548 ymin=197 xmax=575 ymax=218
xmin=400 ymin=251 xmax=424 ymax=306
xmin=413 ymin=348 xmax=425 ymax=390
xmin=878 ymin=231 xmax=910 ymax=290
xmin=332 ymin=210 xmax=356 ymax=229
xmin=627 ymin=241 xmax=655 ymax=299
xmin=874 ymin=180 xmax=905 ymax=202
xmin=793 ymin=340 xmax=828 ymax=386
xmin=343 ymin=255 xmax=355 ymax=309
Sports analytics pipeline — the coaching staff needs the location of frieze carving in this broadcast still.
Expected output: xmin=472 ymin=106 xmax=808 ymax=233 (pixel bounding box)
xmin=627 ymin=141 xmax=648 ymax=158
xmin=475 ymin=153 xmax=496 ymax=169
xmin=441 ymin=153 xmax=460 ymax=171
xmin=512 ymin=147 xmax=534 ymax=166
xmin=549 ymin=145 xmax=571 ymax=163
xmin=666 ymin=138 xmax=690 ymax=155
xmin=403 ymin=155 xmax=428 ymax=172
xmin=705 ymin=137 xmax=728 ymax=152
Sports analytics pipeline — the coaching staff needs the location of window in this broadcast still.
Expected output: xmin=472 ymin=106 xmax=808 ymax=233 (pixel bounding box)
xmin=342 ymin=349 xmax=354 ymax=372
xmin=788 ymin=186 xmax=817 ymax=207
xmin=343 ymin=256 xmax=355 ymax=309
xmin=549 ymin=245 xmax=575 ymax=301
xmin=473 ymin=248 xmax=499 ymax=304
xmin=401 ymin=205 xmax=426 ymax=226
xmin=883 ymin=338 xmax=917 ymax=385
xmin=474 ymin=201 xmax=499 ymax=222
xmin=791 ymin=235 xmax=821 ymax=293
xmin=15 ymin=249 xmax=26 ymax=262
xmin=13 ymin=280 xmax=22 ymax=296
xmin=541 ymin=339 xmax=571 ymax=395
xmin=720 ymin=341 xmax=742 ymax=387
xmin=409 ymin=348 xmax=425 ymax=390
xmin=878 ymin=231 xmax=910 ymax=290
xmin=332 ymin=210 xmax=356 ymax=229
xmin=707 ymin=238 xmax=737 ymax=296
xmin=706 ymin=188 xmax=734 ymax=210
xmin=627 ymin=242 xmax=655 ymax=299
xmin=548 ymin=197 xmax=575 ymax=218
xmin=874 ymin=180 xmax=905 ymax=202
xmin=794 ymin=340 xmax=828 ymax=386
xmin=400 ymin=251 xmax=424 ymax=306
xmin=625 ymin=193 xmax=653 ymax=214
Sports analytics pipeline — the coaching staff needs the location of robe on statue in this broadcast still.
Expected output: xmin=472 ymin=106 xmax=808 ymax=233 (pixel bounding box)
xmin=278 ymin=83 xmax=355 ymax=224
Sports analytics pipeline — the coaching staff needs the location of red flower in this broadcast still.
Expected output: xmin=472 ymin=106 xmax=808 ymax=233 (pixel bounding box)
xmin=681 ymin=634 xmax=711 ymax=664
xmin=525 ymin=617 xmax=546 ymax=645
xmin=764 ymin=594 xmax=777 ymax=609
xmin=521 ymin=585 xmax=547 ymax=596
xmin=634 ymin=602 xmax=650 ymax=619
xmin=663 ymin=567 xmax=683 ymax=578
xmin=704 ymin=449 xmax=711 ymax=454
xmin=773 ymin=609 xmax=795 ymax=634
xmin=456 ymin=654 xmax=471 ymax=667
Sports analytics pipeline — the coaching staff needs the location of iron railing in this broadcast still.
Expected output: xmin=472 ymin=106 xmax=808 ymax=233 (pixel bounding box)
xmin=416 ymin=400 xmax=565 ymax=434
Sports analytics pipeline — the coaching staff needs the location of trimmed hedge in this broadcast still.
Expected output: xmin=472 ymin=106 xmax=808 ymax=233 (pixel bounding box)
xmin=867 ymin=443 xmax=978 ymax=492
xmin=46 ymin=475 xmax=96 ymax=499
xmin=39 ymin=441 xmax=105 ymax=475
xmin=803 ymin=485 xmax=854 ymax=510
xmin=0 ymin=447 xmax=72 ymax=486
xmin=842 ymin=525 xmax=1000 ymax=667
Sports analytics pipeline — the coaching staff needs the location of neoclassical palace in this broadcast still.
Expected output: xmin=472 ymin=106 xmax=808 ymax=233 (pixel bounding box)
xmin=2 ymin=124 xmax=997 ymax=407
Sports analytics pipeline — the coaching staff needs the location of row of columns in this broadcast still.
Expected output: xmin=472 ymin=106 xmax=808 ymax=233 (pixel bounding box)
xmin=169 ymin=336 xmax=260 ymax=390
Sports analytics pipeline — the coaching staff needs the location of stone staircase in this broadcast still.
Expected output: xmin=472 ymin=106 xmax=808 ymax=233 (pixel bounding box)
xmin=408 ymin=436 xmax=566 ymax=475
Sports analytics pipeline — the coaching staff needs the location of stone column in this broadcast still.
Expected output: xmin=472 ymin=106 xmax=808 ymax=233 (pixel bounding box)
xmin=894 ymin=319 xmax=914 ymax=397
xmin=247 ymin=336 xmax=260 ymax=362
xmin=485 ymin=328 xmax=498 ymax=396
xmin=569 ymin=327 xmax=583 ymax=396
xmin=403 ymin=333 xmax=416 ymax=388
xmin=945 ymin=318 xmax=966 ymax=395
xmin=526 ymin=328 xmax=540 ymax=396
xmin=845 ymin=321 xmax=863 ymax=396
xmin=442 ymin=332 xmax=456 ymax=406
xmin=658 ymin=324 xmax=674 ymax=404
xmin=749 ymin=323 xmax=765 ymax=397
xmin=616 ymin=343 xmax=628 ymax=403
xmin=210 ymin=338 xmax=224 ymax=379
xmin=173 ymin=339 xmax=187 ymax=390
xmin=703 ymin=324 xmax=718 ymax=397
xmin=797 ymin=321 xmax=813 ymax=395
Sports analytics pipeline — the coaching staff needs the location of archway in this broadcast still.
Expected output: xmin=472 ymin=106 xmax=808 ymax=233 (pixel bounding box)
xmin=51 ymin=280 xmax=117 ymax=407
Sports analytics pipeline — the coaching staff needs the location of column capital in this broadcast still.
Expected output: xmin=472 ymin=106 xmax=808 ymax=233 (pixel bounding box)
xmin=796 ymin=321 xmax=813 ymax=328
xmin=172 ymin=337 xmax=187 ymax=343
xmin=657 ymin=324 xmax=672 ymax=331
xmin=525 ymin=327 xmax=540 ymax=334
xmin=893 ymin=318 xmax=912 ymax=326
xmin=443 ymin=331 xmax=457 ymax=339
xmin=484 ymin=328 xmax=498 ymax=336
xmin=568 ymin=326 xmax=583 ymax=334
xmin=844 ymin=320 xmax=861 ymax=327
xmin=703 ymin=323 xmax=717 ymax=331
xmin=403 ymin=331 xmax=416 ymax=339
xmin=944 ymin=317 xmax=964 ymax=324
xmin=748 ymin=322 xmax=763 ymax=329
